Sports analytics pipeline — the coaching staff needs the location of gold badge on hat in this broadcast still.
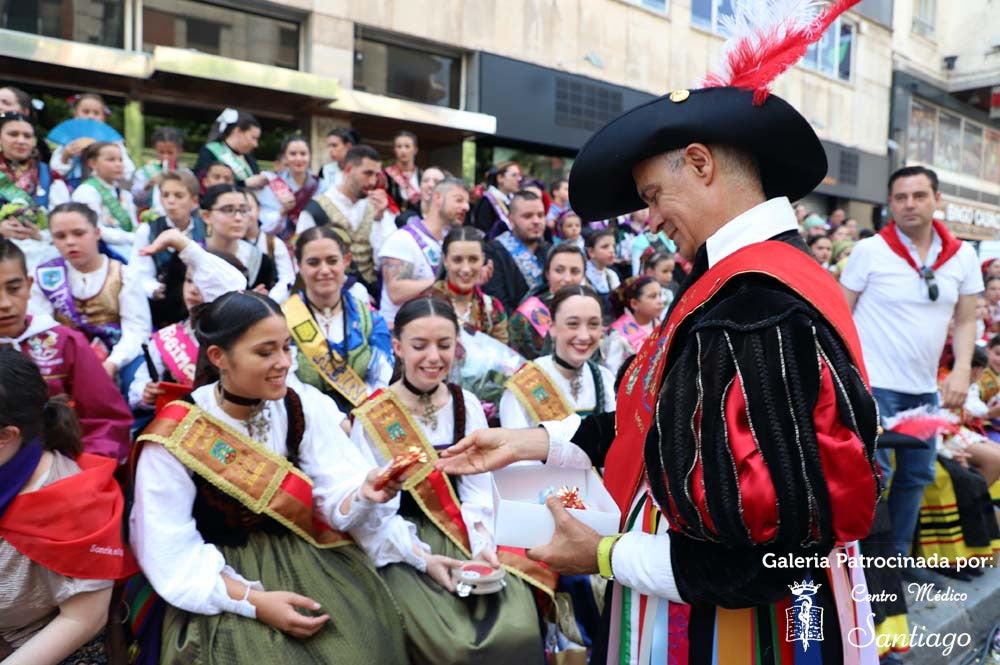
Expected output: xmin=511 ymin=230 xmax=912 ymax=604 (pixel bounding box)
xmin=669 ymin=89 xmax=690 ymax=103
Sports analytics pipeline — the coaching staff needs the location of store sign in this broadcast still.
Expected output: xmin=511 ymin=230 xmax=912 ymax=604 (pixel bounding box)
xmin=991 ymin=86 xmax=1000 ymax=120
xmin=941 ymin=199 xmax=1000 ymax=241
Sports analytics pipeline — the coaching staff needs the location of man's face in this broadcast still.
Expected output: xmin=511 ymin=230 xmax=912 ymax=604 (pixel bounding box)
xmin=327 ymin=136 xmax=350 ymax=163
xmin=345 ymin=157 xmax=381 ymax=198
xmin=510 ymin=198 xmax=546 ymax=243
xmin=889 ymin=174 xmax=940 ymax=236
xmin=436 ymin=187 xmax=470 ymax=226
xmin=632 ymin=153 xmax=699 ymax=261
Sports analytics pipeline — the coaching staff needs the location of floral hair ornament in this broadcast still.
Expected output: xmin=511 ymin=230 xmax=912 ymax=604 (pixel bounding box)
xmin=215 ymin=108 xmax=239 ymax=136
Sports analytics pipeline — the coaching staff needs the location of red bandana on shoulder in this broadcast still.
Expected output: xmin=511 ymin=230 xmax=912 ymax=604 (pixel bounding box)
xmin=878 ymin=219 xmax=962 ymax=273
xmin=0 ymin=453 xmax=138 ymax=580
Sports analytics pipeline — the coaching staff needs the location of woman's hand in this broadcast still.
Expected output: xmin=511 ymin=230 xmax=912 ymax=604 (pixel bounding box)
xmin=63 ymin=137 xmax=96 ymax=159
xmin=250 ymin=589 xmax=329 ymax=639
xmin=138 ymin=228 xmax=191 ymax=257
xmin=359 ymin=465 xmax=403 ymax=504
xmin=1 ymin=217 xmax=32 ymax=240
xmin=421 ymin=553 xmax=463 ymax=592
xmin=278 ymin=192 xmax=296 ymax=213
xmin=142 ymin=381 xmax=164 ymax=405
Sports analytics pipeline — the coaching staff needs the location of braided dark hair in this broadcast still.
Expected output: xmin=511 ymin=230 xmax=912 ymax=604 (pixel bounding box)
xmin=0 ymin=349 xmax=81 ymax=457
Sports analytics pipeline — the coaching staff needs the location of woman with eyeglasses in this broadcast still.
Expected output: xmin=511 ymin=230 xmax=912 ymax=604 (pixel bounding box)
xmin=469 ymin=161 xmax=521 ymax=239
xmin=201 ymin=184 xmax=278 ymax=299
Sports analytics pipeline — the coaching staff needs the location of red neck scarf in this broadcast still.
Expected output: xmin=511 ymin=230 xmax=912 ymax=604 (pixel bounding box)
xmin=0 ymin=453 xmax=138 ymax=580
xmin=878 ymin=219 xmax=962 ymax=273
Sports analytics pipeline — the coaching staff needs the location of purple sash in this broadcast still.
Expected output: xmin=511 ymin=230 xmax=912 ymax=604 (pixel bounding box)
xmin=514 ymin=296 xmax=551 ymax=338
xmin=0 ymin=439 xmax=42 ymax=520
xmin=35 ymin=257 xmax=121 ymax=349
xmin=403 ymin=218 xmax=442 ymax=275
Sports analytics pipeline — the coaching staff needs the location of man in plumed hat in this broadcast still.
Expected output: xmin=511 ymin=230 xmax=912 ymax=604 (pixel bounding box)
xmin=438 ymin=1 xmax=884 ymax=662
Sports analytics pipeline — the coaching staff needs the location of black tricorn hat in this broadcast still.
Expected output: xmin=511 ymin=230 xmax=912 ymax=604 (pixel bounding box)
xmin=568 ymin=86 xmax=827 ymax=221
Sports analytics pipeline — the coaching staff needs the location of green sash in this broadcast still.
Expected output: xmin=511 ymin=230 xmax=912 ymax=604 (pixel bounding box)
xmin=83 ymin=177 xmax=132 ymax=232
xmin=283 ymin=294 xmax=369 ymax=408
xmin=205 ymin=141 xmax=253 ymax=181
xmin=0 ymin=171 xmax=32 ymax=205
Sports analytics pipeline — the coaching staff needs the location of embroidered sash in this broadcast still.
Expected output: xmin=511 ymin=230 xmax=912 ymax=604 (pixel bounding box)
xmin=35 ymin=257 xmax=121 ymax=349
xmin=384 ymin=165 xmax=421 ymax=206
xmin=205 ymin=141 xmax=254 ymax=181
xmin=514 ymin=296 xmax=551 ymax=338
xmin=606 ymin=240 xmax=870 ymax=519
xmin=138 ymin=401 xmax=353 ymax=548
xmin=151 ymin=322 xmax=198 ymax=385
xmin=0 ymin=171 xmax=32 ymax=205
xmin=609 ymin=311 xmax=650 ymax=351
xmin=506 ymin=361 xmax=574 ymax=424
xmin=283 ymin=294 xmax=368 ymax=408
xmin=496 ymin=231 xmax=543 ymax=291
xmin=354 ymin=390 xmax=556 ymax=595
xmin=82 ymin=177 xmax=133 ymax=232
xmin=403 ymin=218 xmax=443 ymax=275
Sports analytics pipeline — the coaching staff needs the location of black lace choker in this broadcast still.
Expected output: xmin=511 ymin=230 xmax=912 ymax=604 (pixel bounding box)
xmin=221 ymin=387 xmax=263 ymax=407
xmin=553 ymin=353 xmax=583 ymax=371
xmin=402 ymin=375 xmax=438 ymax=398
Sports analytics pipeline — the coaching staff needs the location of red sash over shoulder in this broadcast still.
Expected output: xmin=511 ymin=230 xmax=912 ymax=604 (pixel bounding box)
xmin=604 ymin=241 xmax=869 ymax=518
xmin=0 ymin=453 xmax=138 ymax=579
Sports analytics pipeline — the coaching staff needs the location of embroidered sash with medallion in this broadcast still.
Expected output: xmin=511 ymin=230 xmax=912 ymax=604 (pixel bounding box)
xmin=36 ymin=256 xmax=122 ymax=350
xmin=506 ymin=361 xmax=574 ymax=424
xmin=283 ymin=294 xmax=368 ymax=408
xmin=353 ymin=390 xmax=556 ymax=596
xmin=137 ymin=401 xmax=352 ymax=548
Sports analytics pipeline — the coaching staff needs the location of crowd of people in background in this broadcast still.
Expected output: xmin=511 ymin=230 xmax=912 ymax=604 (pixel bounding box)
xmin=1 ymin=84 xmax=999 ymax=665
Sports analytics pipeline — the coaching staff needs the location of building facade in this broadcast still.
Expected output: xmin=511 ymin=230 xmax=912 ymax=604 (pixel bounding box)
xmin=889 ymin=0 xmax=1000 ymax=241
xmin=1 ymin=0 xmax=900 ymax=223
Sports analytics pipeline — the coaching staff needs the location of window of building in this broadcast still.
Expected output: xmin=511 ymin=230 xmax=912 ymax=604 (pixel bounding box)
xmin=1 ymin=0 xmax=125 ymax=48
xmin=907 ymin=98 xmax=1000 ymax=182
xmin=354 ymin=30 xmax=462 ymax=109
xmin=803 ymin=19 xmax=855 ymax=81
xmin=142 ymin=0 xmax=300 ymax=69
xmin=693 ymin=3 xmax=853 ymax=81
xmin=908 ymin=100 xmax=936 ymax=164
xmin=691 ymin=0 xmax=734 ymax=33
xmin=912 ymin=0 xmax=936 ymax=39
xmin=626 ymin=0 xmax=667 ymax=12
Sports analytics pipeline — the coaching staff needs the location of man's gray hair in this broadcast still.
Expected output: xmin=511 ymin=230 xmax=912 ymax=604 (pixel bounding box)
xmin=433 ymin=177 xmax=468 ymax=197
xmin=662 ymin=144 xmax=762 ymax=192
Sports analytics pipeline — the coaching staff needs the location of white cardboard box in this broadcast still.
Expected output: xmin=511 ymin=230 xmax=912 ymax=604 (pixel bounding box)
xmin=492 ymin=465 xmax=621 ymax=549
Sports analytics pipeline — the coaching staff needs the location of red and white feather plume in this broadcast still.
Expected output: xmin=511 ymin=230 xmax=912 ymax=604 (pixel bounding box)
xmin=700 ymin=0 xmax=861 ymax=104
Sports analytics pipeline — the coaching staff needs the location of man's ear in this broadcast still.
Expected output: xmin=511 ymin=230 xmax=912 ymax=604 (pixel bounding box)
xmin=684 ymin=143 xmax=715 ymax=184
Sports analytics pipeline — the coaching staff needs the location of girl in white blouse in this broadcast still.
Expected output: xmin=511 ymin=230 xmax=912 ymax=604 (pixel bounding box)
xmin=500 ymin=285 xmax=616 ymax=429
xmin=350 ymin=296 xmax=545 ymax=665
xmin=129 ymin=290 xmax=407 ymax=664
